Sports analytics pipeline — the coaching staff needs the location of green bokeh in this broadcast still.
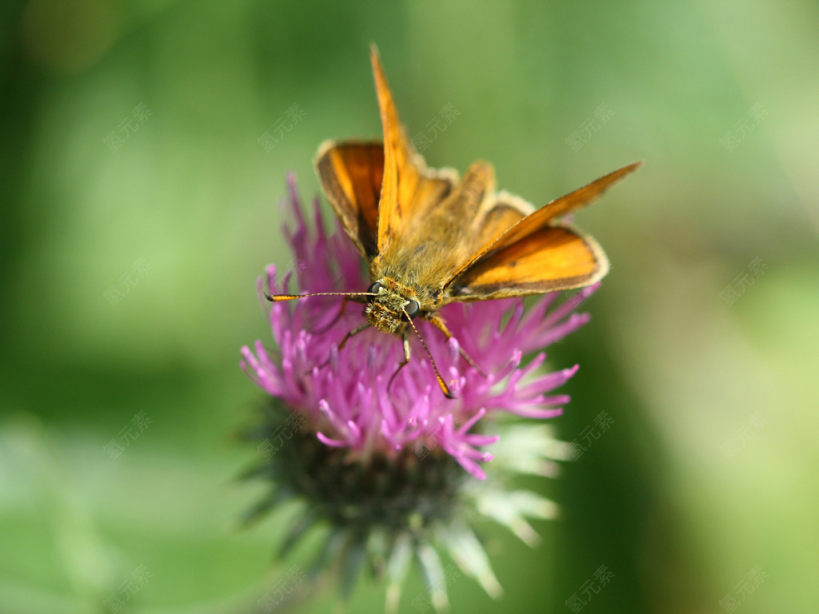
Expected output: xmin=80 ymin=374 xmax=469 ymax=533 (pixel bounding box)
xmin=1 ymin=1 xmax=816 ymax=613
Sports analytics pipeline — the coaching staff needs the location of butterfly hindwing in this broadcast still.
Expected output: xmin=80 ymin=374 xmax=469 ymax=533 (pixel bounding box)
xmin=444 ymin=163 xmax=640 ymax=300
xmin=447 ymin=224 xmax=606 ymax=300
xmin=314 ymin=140 xmax=383 ymax=257
xmin=470 ymin=191 xmax=532 ymax=255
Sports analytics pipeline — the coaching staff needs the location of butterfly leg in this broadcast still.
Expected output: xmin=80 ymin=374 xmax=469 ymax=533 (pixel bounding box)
xmin=313 ymin=293 xmax=371 ymax=334
xmin=387 ymin=334 xmax=412 ymax=393
xmin=425 ymin=312 xmax=487 ymax=377
xmin=313 ymin=297 xmax=349 ymax=334
xmin=313 ymin=322 xmax=370 ymax=372
xmin=338 ymin=322 xmax=370 ymax=350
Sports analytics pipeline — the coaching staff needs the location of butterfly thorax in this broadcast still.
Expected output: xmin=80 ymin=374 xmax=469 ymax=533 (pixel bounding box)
xmin=364 ymin=277 xmax=421 ymax=334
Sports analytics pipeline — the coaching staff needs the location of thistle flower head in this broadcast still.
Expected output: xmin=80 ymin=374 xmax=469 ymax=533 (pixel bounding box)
xmin=239 ymin=175 xmax=597 ymax=608
xmin=241 ymin=176 xmax=596 ymax=479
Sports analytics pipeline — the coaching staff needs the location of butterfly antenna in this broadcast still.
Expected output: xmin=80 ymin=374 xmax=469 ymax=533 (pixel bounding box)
xmin=404 ymin=310 xmax=455 ymax=399
xmin=265 ymin=291 xmax=378 ymax=302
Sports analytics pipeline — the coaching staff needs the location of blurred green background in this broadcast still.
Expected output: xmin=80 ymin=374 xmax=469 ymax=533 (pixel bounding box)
xmin=1 ymin=0 xmax=817 ymax=612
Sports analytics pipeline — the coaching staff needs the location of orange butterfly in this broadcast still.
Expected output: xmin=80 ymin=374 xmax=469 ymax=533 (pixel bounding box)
xmin=270 ymin=46 xmax=640 ymax=398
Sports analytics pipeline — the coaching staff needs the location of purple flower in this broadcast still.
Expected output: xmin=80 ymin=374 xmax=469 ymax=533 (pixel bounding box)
xmin=240 ymin=175 xmax=597 ymax=480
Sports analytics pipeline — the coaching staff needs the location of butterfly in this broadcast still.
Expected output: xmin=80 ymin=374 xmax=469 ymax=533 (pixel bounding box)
xmin=270 ymin=45 xmax=640 ymax=398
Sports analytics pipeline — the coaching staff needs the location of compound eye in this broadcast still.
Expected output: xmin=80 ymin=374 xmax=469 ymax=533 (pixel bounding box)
xmin=367 ymin=282 xmax=384 ymax=294
xmin=405 ymin=299 xmax=420 ymax=319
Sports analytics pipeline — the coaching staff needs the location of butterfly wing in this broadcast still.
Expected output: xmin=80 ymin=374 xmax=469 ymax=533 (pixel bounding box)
xmin=447 ymin=224 xmax=607 ymax=299
xmin=370 ymin=45 xmax=456 ymax=254
xmin=374 ymin=160 xmax=495 ymax=292
xmin=471 ymin=191 xmax=532 ymax=253
xmin=445 ymin=162 xmax=641 ymax=300
xmin=315 ymin=48 xmax=455 ymax=264
xmin=475 ymin=162 xmax=641 ymax=254
xmin=314 ymin=140 xmax=384 ymax=257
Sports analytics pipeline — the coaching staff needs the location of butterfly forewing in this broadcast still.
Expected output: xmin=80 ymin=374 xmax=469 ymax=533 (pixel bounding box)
xmin=370 ymin=45 xmax=441 ymax=254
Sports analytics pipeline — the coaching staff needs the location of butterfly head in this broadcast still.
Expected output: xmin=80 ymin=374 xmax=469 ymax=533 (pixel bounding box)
xmin=364 ymin=279 xmax=420 ymax=334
